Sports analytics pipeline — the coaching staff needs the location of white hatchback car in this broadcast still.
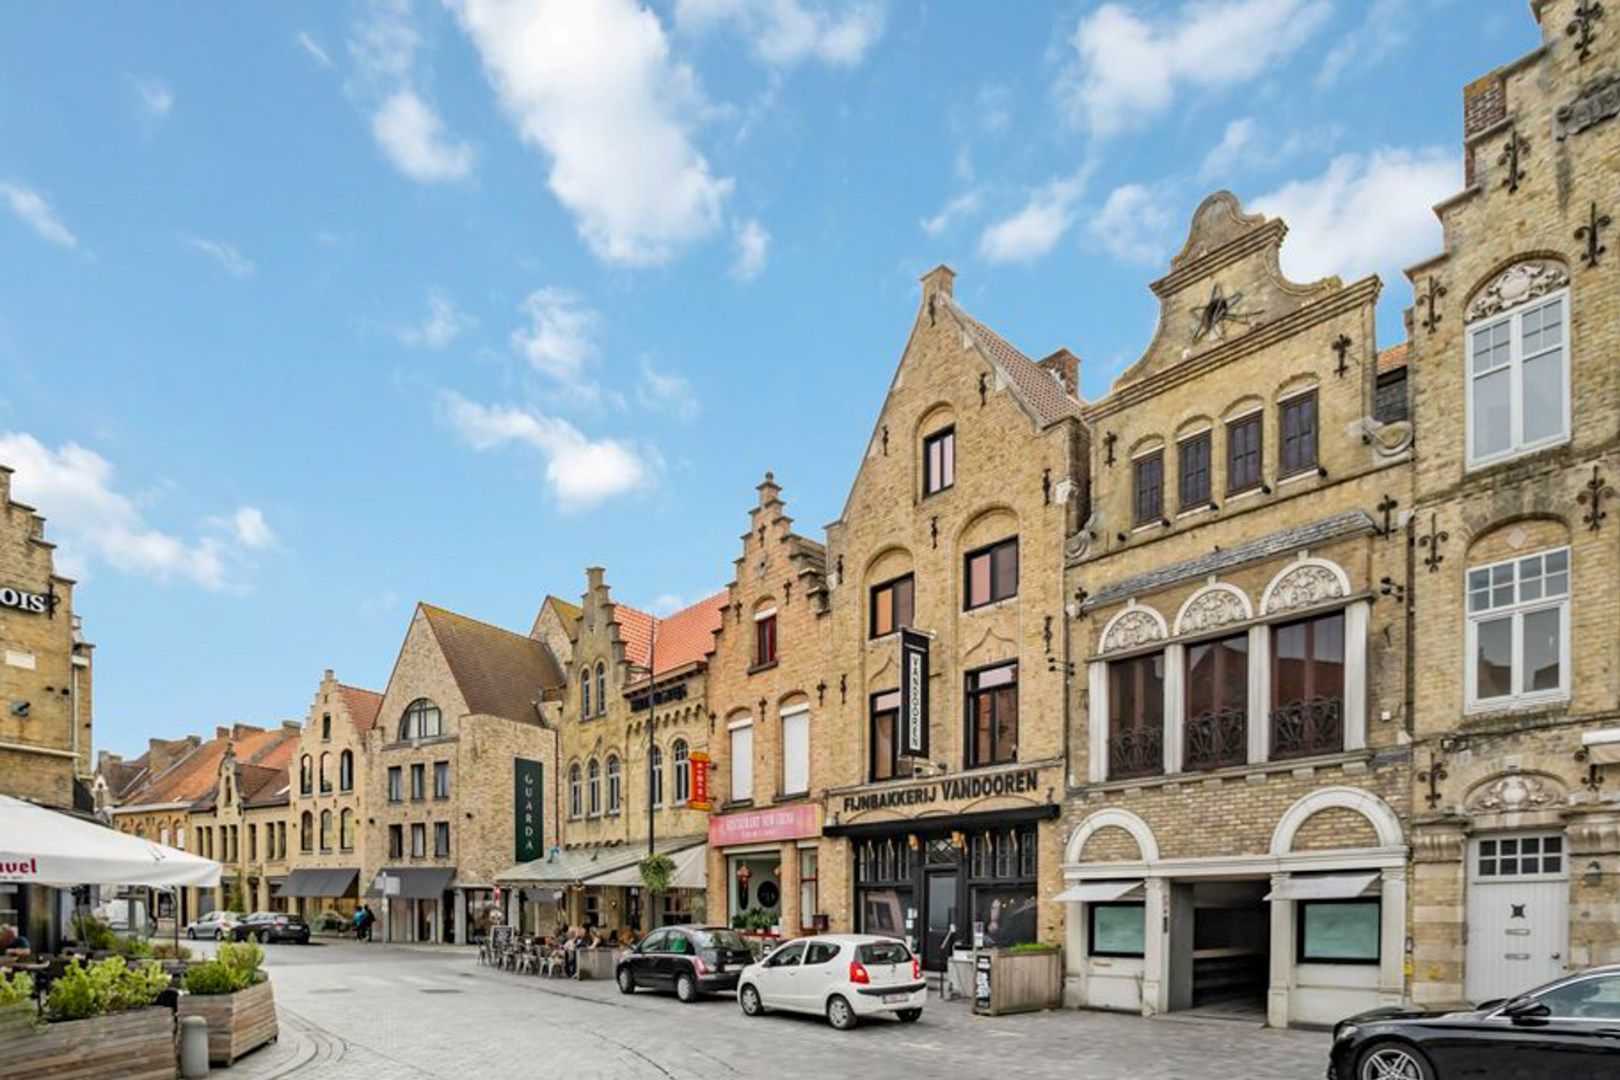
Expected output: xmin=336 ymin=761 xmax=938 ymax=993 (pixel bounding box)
xmin=737 ymin=934 xmax=926 ymax=1030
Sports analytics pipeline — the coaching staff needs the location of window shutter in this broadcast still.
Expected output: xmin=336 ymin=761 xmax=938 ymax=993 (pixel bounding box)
xmin=731 ymin=723 xmax=754 ymax=801
xmin=782 ymin=710 xmax=810 ymax=794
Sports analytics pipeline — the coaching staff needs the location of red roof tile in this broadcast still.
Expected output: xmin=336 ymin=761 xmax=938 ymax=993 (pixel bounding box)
xmin=616 ymin=592 xmax=727 ymax=682
xmin=1377 ymin=342 xmax=1411 ymax=373
xmin=337 ymin=684 xmax=384 ymax=734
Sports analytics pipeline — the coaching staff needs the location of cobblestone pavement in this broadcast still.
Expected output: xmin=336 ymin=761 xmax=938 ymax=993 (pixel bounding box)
xmin=226 ymin=939 xmax=1330 ymax=1080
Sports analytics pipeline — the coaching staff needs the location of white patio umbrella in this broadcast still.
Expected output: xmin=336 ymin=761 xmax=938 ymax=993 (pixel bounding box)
xmin=0 ymin=795 xmax=221 ymax=888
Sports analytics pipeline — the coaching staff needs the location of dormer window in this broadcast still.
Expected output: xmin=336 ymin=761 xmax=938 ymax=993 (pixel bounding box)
xmin=923 ymin=427 xmax=955 ymax=496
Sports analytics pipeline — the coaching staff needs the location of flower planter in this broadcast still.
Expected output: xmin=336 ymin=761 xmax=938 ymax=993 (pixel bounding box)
xmin=971 ymin=947 xmax=1064 ymax=1016
xmin=0 ymin=999 xmax=36 ymax=1039
xmin=177 ymin=979 xmax=277 ymax=1065
xmin=0 ymin=1007 xmax=176 ymax=1080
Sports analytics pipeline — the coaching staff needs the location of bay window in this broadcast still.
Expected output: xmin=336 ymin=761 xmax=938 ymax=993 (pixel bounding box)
xmin=1107 ymin=653 xmax=1164 ymax=780
xmin=1270 ymin=610 xmax=1345 ymax=760
xmin=1184 ymin=633 xmax=1248 ymax=770
xmin=1468 ymin=291 xmax=1569 ymax=466
xmin=1467 ymin=547 xmax=1569 ymax=708
xmin=966 ymin=662 xmax=1018 ymax=767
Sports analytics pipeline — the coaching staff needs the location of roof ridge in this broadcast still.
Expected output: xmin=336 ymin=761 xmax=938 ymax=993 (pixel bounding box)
xmin=420 ymin=602 xmax=544 ymax=647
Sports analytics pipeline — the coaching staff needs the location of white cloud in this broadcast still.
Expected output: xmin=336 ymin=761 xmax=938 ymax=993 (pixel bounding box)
xmin=450 ymin=0 xmax=732 ymax=265
xmin=977 ymin=172 xmax=1087 ymax=264
xmin=674 ymin=0 xmax=884 ymax=67
xmin=1088 ymin=183 xmax=1174 ymax=265
xmin=1317 ymin=0 xmax=1408 ymax=89
xmin=1254 ymin=147 xmax=1460 ymax=284
xmin=1199 ymin=117 xmax=1256 ymax=180
xmin=397 ymin=289 xmax=474 ymax=349
xmin=182 ymin=235 xmax=255 ymax=277
xmin=637 ymin=359 xmax=700 ymax=422
xmin=650 ymin=592 xmax=686 ymax=615
xmin=0 ymin=182 xmax=78 ymax=248
xmin=731 ymin=218 xmax=769 ymax=280
xmin=297 ymin=31 xmax=334 ymax=67
xmin=133 ymin=78 xmax=173 ymax=120
xmin=512 ymin=287 xmax=599 ymax=384
xmin=439 ymin=392 xmax=651 ymax=509
xmin=372 ymin=90 xmax=475 ymax=182
xmin=350 ymin=1 xmax=474 ymax=184
xmin=920 ymin=191 xmax=982 ymax=238
xmin=0 ymin=432 xmax=272 ymax=590
xmin=1059 ymin=0 xmax=1330 ymax=136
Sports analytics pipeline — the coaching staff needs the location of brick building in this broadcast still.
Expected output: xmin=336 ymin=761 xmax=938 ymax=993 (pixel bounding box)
xmin=1403 ymin=0 xmax=1620 ymax=1008
xmin=1060 ymin=192 xmax=1415 ymax=1027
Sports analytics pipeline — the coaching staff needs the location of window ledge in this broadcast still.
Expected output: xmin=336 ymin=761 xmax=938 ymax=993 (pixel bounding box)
xmin=1460 ymin=698 xmax=1572 ymax=729
xmin=722 ymin=798 xmax=755 ymax=811
xmin=1466 ymin=437 xmax=1572 ymax=477
xmin=748 ymin=660 xmax=780 ymax=676
xmin=1085 ymin=748 xmax=1373 ymax=794
xmin=964 ymin=595 xmax=1019 ymax=617
xmin=1277 ymin=468 xmax=1318 ymax=488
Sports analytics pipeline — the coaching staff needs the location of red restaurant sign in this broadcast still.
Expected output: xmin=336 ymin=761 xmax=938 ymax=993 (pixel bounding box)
xmin=708 ymin=804 xmax=822 ymax=847
xmin=688 ymin=750 xmax=713 ymax=812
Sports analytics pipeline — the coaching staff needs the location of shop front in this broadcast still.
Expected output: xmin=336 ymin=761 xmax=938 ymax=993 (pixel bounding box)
xmin=370 ymin=867 xmax=455 ymax=943
xmin=708 ymin=804 xmax=823 ymax=943
xmin=495 ymin=838 xmax=706 ymax=937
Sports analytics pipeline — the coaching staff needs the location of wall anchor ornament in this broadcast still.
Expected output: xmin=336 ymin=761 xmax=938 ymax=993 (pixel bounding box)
xmin=1578 ymin=464 xmax=1614 ymax=531
xmin=1498 ymin=126 xmax=1530 ymax=193
xmin=1576 ymin=201 xmax=1611 ymax=268
xmin=1418 ymin=513 xmax=1449 ymax=573
xmin=1569 ymin=2 xmax=1604 ymax=63
xmin=1418 ymin=277 xmax=1448 ymax=334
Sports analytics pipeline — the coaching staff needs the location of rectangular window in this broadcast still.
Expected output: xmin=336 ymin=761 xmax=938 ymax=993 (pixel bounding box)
xmin=964 ymin=537 xmax=1018 ymax=610
xmin=1088 ymin=902 xmax=1146 ymax=958
xmin=433 ymin=761 xmax=450 ymax=800
xmin=1270 ymin=610 xmax=1346 ymax=760
xmin=1297 ymin=900 xmax=1381 ymax=964
xmin=1374 ymin=369 xmax=1408 ymax=424
xmin=1476 ymin=834 xmax=1564 ymax=879
xmin=1227 ymin=413 xmax=1262 ymax=494
xmin=410 ymin=763 xmax=425 ymax=801
xmin=966 ymin=662 xmax=1018 ymax=767
xmin=434 ymin=822 xmax=451 ymax=858
xmin=781 ymin=707 xmax=810 ymax=796
xmin=729 ymin=721 xmax=754 ymax=802
xmin=1184 ymin=632 xmax=1249 ymax=770
xmin=1279 ymin=391 xmax=1318 ymax=476
xmin=387 ymin=766 xmax=402 ymax=803
xmin=870 ymin=574 xmax=915 ymax=638
xmin=1466 ymin=547 xmax=1569 ymax=708
xmin=1132 ymin=451 xmax=1164 ymax=526
xmin=754 ymin=612 xmax=777 ymax=667
xmin=799 ymin=849 xmax=819 ymax=932
xmin=1107 ymin=653 xmax=1165 ymax=780
xmin=388 ymin=824 xmax=403 ymax=860
xmin=410 ymin=823 xmax=426 ymax=859
xmin=1178 ymin=431 xmax=1211 ymax=509
xmin=869 ymin=689 xmax=901 ymax=781
xmin=247 ymin=825 xmax=257 ymax=861
xmin=923 ymin=427 xmax=955 ymax=496
xmin=1468 ymin=293 xmax=1569 ymax=466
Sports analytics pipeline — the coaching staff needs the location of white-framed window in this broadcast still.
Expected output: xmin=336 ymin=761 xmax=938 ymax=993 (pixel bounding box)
xmin=606 ymin=755 xmax=621 ymax=814
xmin=649 ymin=744 xmax=664 ymax=808
xmin=782 ymin=706 xmax=810 ymax=797
xmin=672 ymin=740 xmax=690 ymax=804
xmin=1467 ymin=291 xmax=1569 ymax=467
xmin=730 ymin=719 xmax=754 ymax=802
xmin=568 ymin=763 xmax=582 ymax=818
xmin=587 ymin=758 xmax=601 ymax=817
xmin=1466 ymin=547 xmax=1569 ymax=709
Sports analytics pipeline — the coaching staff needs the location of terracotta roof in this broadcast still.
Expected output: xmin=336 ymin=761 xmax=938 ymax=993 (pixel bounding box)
xmin=1377 ymin=342 xmax=1411 ymax=373
xmin=337 ymin=684 xmax=384 ymax=734
xmin=420 ymin=604 xmax=567 ymax=725
xmin=238 ymin=762 xmax=290 ymax=808
xmin=122 ymin=725 xmax=298 ymax=808
xmin=613 ymin=592 xmax=727 ymax=682
xmin=944 ymin=296 xmax=1086 ymax=426
xmin=98 ymin=755 xmax=150 ymax=801
xmin=614 ymin=604 xmax=656 ymax=670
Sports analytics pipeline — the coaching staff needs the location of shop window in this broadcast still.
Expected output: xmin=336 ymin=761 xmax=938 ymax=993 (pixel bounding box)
xmin=799 ymin=849 xmax=819 ymax=932
xmin=387 ymin=766 xmax=402 ymax=803
xmin=1108 ymin=652 xmax=1165 ymax=780
xmin=650 ymin=744 xmax=664 ymax=808
xmin=434 ymin=822 xmax=451 ymax=858
xmin=299 ymin=756 xmax=313 ymax=796
xmin=340 ymin=808 xmax=355 ymax=851
xmin=781 ymin=708 xmax=810 ymax=797
xmin=968 ymin=827 xmax=1037 ymax=949
xmin=1132 ymin=450 xmax=1163 ymax=526
xmin=1089 ymin=903 xmax=1146 ymax=958
xmin=388 ymin=824 xmax=403 ymax=859
xmin=1467 ymin=547 xmax=1569 ymax=708
xmin=1467 ymin=291 xmax=1569 ymax=467
xmin=339 ymin=750 xmax=354 ymax=792
xmin=300 ymin=811 xmax=313 ymax=853
xmin=857 ymin=838 xmax=911 ymax=885
xmin=319 ymin=810 xmax=333 ymax=852
xmin=964 ymin=537 xmax=1018 ymax=610
xmin=1374 ymin=368 xmax=1408 ymax=424
xmin=568 ymin=764 xmax=582 ymax=818
xmin=870 ymin=574 xmax=915 ymax=638
xmin=923 ymin=426 xmax=955 ymax=496
xmin=1477 ymin=834 xmax=1563 ymax=878
xmin=1184 ymin=633 xmax=1249 ymax=770
xmin=399 ymin=698 xmax=442 ymax=740
xmin=606 ymin=755 xmax=621 ymax=814
xmin=587 ymin=759 xmax=601 ymax=817
xmin=410 ymin=763 xmax=425 ymax=801
xmin=868 ymin=689 xmax=902 ymax=781
xmin=754 ymin=611 xmax=778 ymax=667
xmin=1178 ymin=430 xmax=1212 ymax=509
xmin=1226 ymin=412 xmax=1262 ymax=494
xmin=1279 ymin=390 xmax=1318 ymax=477
xmin=728 ymin=726 xmax=752 ymax=802
xmin=1270 ymin=610 xmax=1346 ymax=760
xmin=1296 ymin=900 xmax=1381 ymax=964
xmin=410 ymin=823 xmax=426 ymax=859
xmin=433 ymin=760 xmax=450 ymax=799
xmin=965 ymin=662 xmax=1018 ymax=767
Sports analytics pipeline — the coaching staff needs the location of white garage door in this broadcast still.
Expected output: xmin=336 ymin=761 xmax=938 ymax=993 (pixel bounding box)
xmin=1465 ymin=832 xmax=1569 ymax=1004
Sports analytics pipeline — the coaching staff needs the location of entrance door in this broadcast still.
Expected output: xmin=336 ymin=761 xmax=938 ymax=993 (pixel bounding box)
xmin=923 ymin=871 xmax=958 ymax=971
xmin=1466 ymin=833 xmax=1569 ymax=1004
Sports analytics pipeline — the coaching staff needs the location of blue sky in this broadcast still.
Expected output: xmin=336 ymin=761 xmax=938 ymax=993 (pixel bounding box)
xmin=0 ymin=1 xmax=1536 ymax=756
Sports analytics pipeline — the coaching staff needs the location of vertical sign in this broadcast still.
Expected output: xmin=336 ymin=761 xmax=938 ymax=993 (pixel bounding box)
xmin=688 ymin=750 xmax=712 ymax=811
xmin=900 ymin=628 xmax=930 ymax=757
xmin=974 ymin=953 xmax=993 ymax=1012
xmin=514 ymin=758 xmax=544 ymax=863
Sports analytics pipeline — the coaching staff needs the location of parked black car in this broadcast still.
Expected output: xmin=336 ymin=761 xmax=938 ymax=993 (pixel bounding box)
xmin=232 ymin=911 xmax=311 ymax=945
xmin=1328 ymin=965 xmax=1620 ymax=1079
xmin=615 ymin=925 xmax=754 ymax=1003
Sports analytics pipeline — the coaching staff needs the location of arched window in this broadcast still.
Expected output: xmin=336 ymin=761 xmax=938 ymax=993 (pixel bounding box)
xmin=569 ymin=763 xmax=582 ymax=819
xmin=319 ymin=809 xmax=333 ymax=851
xmin=606 ymin=755 xmax=621 ymax=813
xmin=339 ymin=750 xmax=354 ymax=792
xmin=340 ymin=808 xmax=355 ymax=850
xmin=299 ymin=755 xmax=313 ymax=795
xmin=319 ymin=752 xmax=332 ymax=793
xmin=595 ymin=663 xmax=606 ymax=716
xmin=588 ymin=759 xmax=602 ymax=816
xmin=673 ymin=740 xmax=690 ymax=804
xmin=399 ymin=699 xmax=442 ymax=740
xmin=581 ymin=670 xmax=591 ymax=719
xmin=649 ymin=744 xmax=664 ymax=808
xmin=300 ymin=811 xmax=313 ymax=852
xmin=321 ymin=714 xmax=331 ymax=741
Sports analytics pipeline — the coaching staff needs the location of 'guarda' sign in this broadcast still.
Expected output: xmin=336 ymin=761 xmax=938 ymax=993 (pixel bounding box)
xmin=0 ymin=585 xmax=49 ymax=615
xmin=840 ymin=768 xmax=1041 ymax=814
xmin=513 ymin=758 xmax=544 ymax=863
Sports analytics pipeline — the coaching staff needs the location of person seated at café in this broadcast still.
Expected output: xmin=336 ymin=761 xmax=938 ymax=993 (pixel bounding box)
xmin=0 ymin=924 xmax=31 ymax=955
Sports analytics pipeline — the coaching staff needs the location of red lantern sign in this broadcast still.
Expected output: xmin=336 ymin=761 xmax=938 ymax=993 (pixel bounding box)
xmin=688 ymin=750 xmax=712 ymax=811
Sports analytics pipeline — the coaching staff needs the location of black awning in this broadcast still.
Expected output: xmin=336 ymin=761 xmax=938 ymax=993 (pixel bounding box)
xmin=822 ymin=803 xmax=1059 ymax=839
xmin=370 ymin=867 xmax=456 ymax=900
xmin=280 ymin=868 xmax=360 ymax=898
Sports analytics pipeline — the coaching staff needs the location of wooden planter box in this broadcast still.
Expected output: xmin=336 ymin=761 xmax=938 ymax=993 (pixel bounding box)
xmin=0 ymin=999 xmax=37 ymax=1039
xmin=0 ymin=1007 xmax=176 ymax=1080
xmin=177 ymin=979 xmax=277 ymax=1065
xmin=971 ymin=947 xmax=1064 ymax=1016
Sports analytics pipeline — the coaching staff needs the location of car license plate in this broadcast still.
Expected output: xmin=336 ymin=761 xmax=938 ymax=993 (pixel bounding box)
xmin=882 ymin=993 xmax=909 ymax=1004
xmin=724 ymin=964 xmax=743 ymax=972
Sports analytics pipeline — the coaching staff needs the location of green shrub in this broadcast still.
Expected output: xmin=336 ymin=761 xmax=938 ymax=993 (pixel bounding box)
xmin=1004 ymin=942 xmax=1059 ymax=954
xmin=72 ymin=914 xmax=118 ymax=952
xmin=0 ymin=969 xmax=33 ymax=1006
xmin=181 ymin=962 xmax=241 ymax=996
xmin=183 ymin=940 xmax=264 ymax=996
xmin=150 ymin=941 xmax=193 ymax=961
xmin=217 ymin=940 xmax=263 ymax=986
xmin=43 ymin=957 xmax=168 ymax=1021
xmin=110 ymin=936 xmax=155 ymax=959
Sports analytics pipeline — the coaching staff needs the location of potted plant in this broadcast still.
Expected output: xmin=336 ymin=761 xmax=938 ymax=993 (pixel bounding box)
xmin=0 ymin=968 xmax=35 ymax=1036
xmin=177 ymin=940 xmax=278 ymax=1065
xmin=4 ymin=957 xmax=178 ymax=1079
xmin=639 ymin=853 xmax=675 ymax=896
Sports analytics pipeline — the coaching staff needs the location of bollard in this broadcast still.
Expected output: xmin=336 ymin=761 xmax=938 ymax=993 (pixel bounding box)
xmin=179 ymin=1014 xmax=210 ymax=1078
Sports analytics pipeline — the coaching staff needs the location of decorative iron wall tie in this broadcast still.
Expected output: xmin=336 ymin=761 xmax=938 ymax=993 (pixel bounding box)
xmin=978 ymin=373 xmax=988 ymax=407
xmin=927 ymin=292 xmax=937 ymax=325
xmin=1574 ymin=747 xmax=1606 ymax=794
xmin=1043 ymin=615 xmax=1054 ymax=655
xmin=1103 ymin=432 xmax=1117 ymax=466
xmin=1418 ymin=277 xmax=1447 ymax=334
xmin=1377 ymin=494 xmax=1400 ymax=537
xmin=1569 ymin=2 xmax=1604 ymax=63
xmin=1042 ymin=468 xmax=1052 ymax=504
xmin=1417 ymin=753 xmax=1449 ymax=809
xmin=930 ymin=516 xmax=939 ymax=549
xmin=816 ymin=680 xmax=826 ymax=706
xmin=1332 ymin=334 xmax=1353 ymax=378
xmin=1418 ymin=513 xmax=1449 ymax=572
xmin=1498 ymin=126 xmax=1530 ymax=193
xmin=1576 ymin=201 xmax=1611 ymax=268
xmin=1578 ymin=464 xmax=1614 ymax=531
xmin=881 ymin=426 xmax=889 ymax=455
xmin=839 ymin=674 xmax=847 ymax=704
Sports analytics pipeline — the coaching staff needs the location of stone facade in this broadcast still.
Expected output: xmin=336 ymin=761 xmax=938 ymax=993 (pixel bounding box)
xmin=1403 ymin=0 xmax=1620 ymax=1008
xmin=287 ymin=671 xmax=383 ymax=918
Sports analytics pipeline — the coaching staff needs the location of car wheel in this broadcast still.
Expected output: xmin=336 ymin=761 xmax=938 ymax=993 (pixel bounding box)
xmin=214 ymin=930 xmax=224 ymax=941
xmin=616 ymin=968 xmax=636 ymax=995
xmin=675 ymin=972 xmax=699 ymax=1004
xmin=826 ymin=994 xmax=858 ymax=1031
xmin=186 ymin=929 xmax=196 ymax=940
xmin=1358 ymin=1041 xmax=1433 ymax=1080
xmin=739 ymin=984 xmax=764 ymax=1016
xmin=896 ymin=1008 xmax=922 ymax=1023
xmin=257 ymin=930 xmax=270 ymax=944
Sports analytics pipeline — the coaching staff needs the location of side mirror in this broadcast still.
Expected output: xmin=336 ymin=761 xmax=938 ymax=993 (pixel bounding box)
xmin=1502 ymin=997 xmax=1550 ymax=1024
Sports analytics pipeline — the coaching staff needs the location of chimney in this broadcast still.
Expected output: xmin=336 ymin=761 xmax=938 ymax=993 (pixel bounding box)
xmin=323 ymin=668 xmax=334 ymax=682
xmin=231 ymin=722 xmax=260 ymax=741
xmin=1039 ymin=348 xmax=1081 ymax=398
xmin=920 ymin=264 xmax=956 ymax=302
xmin=1462 ymin=73 xmax=1507 ymax=185
xmin=215 ymin=726 xmax=230 ymax=741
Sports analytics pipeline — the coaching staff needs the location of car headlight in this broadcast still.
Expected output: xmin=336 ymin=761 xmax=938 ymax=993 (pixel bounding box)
xmin=1334 ymin=1025 xmax=1359 ymax=1043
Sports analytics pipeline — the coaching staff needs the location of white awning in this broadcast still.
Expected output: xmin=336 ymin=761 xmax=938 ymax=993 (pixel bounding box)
xmin=1582 ymin=727 xmax=1620 ymax=764
xmin=0 ymin=795 xmax=220 ymax=888
xmin=1053 ymin=880 xmax=1144 ymax=903
xmin=585 ymin=843 xmax=707 ymax=890
xmin=1264 ymin=872 xmax=1379 ymax=901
